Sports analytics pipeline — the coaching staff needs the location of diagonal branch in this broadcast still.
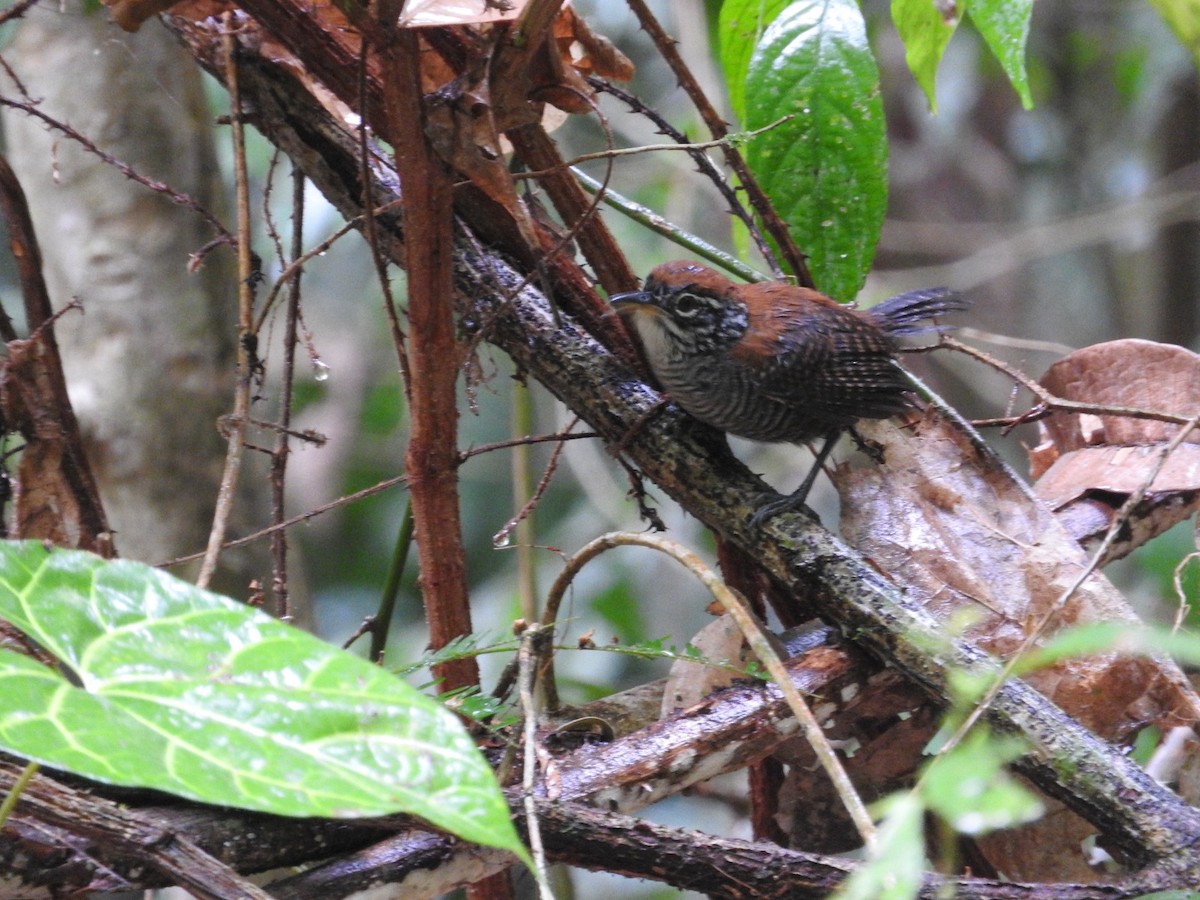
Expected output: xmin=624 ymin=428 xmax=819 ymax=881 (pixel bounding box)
xmin=168 ymin=5 xmax=1200 ymax=882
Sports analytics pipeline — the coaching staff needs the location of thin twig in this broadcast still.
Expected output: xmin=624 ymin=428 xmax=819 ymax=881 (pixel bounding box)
xmin=459 ymin=430 xmax=598 ymax=464
xmin=946 ymin=336 xmax=1200 ymax=429
xmin=0 ymin=85 xmax=232 ymax=249
xmin=589 ymin=77 xmax=782 ymax=279
xmin=161 ymin=430 xmax=593 ymax=570
xmin=518 ymin=624 xmax=554 ymax=899
xmin=358 ymin=40 xmax=412 ymax=396
xmin=198 ymin=23 xmax=257 ymax=589
xmin=509 ymin=383 xmax=538 ymax=619
xmin=514 ymin=115 xmax=793 ymax=174
xmin=573 ymin=167 xmax=764 ymax=282
xmin=267 ymin=166 xmax=306 ymax=617
xmin=621 ymin=0 xmax=811 ymax=285
xmin=370 ymin=500 xmax=414 ymax=663
xmin=493 ymin=416 xmax=574 ymax=553
xmin=0 ymin=0 xmax=42 ymax=29
xmin=0 ymin=761 xmax=38 ymax=828
xmin=540 ymin=532 xmax=877 ymax=848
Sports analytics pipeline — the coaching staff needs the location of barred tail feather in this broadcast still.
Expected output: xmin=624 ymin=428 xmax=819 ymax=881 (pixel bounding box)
xmin=867 ymin=287 xmax=967 ymax=337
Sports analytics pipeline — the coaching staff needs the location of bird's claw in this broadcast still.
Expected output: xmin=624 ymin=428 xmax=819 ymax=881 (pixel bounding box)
xmin=749 ymin=492 xmax=820 ymax=528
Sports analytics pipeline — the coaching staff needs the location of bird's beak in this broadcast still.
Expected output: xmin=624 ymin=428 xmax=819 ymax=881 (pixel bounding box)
xmin=610 ymin=290 xmax=653 ymax=311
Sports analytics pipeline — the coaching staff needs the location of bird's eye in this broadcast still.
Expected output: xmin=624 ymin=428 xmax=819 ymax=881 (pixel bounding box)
xmin=674 ymin=293 xmax=702 ymax=315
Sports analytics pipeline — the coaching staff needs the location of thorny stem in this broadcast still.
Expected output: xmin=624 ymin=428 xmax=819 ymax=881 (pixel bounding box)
xmin=266 ymin=166 xmax=306 ymax=618
xmin=0 ymin=66 xmax=232 ymax=250
xmin=198 ymin=21 xmax=255 ymax=589
xmin=589 ymin=77 xmax=781 ymax=278
xmin=620 ymin=0 xmax=812 ymax=285
xmin=514 ymin=114 xmax=793 ymax=174
xmin=158 ymin=431 xmax=594 ymax=570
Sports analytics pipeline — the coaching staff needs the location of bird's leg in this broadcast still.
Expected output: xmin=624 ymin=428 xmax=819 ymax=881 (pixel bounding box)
xmin=749 ymin=430 xmax=841 ymax=526
xmin=847 ymin=425 xmax=885 ymax=464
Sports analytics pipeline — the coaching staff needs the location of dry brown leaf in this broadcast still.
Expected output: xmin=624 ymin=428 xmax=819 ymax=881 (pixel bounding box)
xmin=553 ymin=5 xmax=635 ymax=82
xmin=1028 ymin=339 xmax=1200 ymax=553
xmin=106 ymin=0 xmax=233 ymax=31
xmin=842 ymin=410 xmax=1199 ymax=736
xmin=834 ymin=409 xmax=1200 ymax=880
xmin=1 ymin=336 xmax=109 ymax=554
xmin=661 ymin=615 xmax=750 ymax=717
xmin=1038 ymin=339 xmax=1200 ymax=453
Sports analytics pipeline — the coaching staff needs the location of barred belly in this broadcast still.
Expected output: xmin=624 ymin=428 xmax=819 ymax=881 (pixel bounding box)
xmin=658 ymin=358 xmax=828 ymax=444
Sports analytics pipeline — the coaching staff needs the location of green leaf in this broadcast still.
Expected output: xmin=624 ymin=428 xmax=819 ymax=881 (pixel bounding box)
xmin=0 ymin=541 xmax=527 ymax=861
xmin=833 ymin=791 xmax=925 ymax=900
xmin=719 ymin=0 xmax=792 ymax=122
xmin=921 ymin=729 xmax=1043 ymax=835
xmin=891 ymin=0 xmax=959 ymax=110
xmin=969 ymin=0 xmax=1034 ymax=109
xmin=743 ymin=0 xmax=888 ymax=301
xmin=1149 ymin=0 xmax=1200 ymax=72
xmin=1012 ymin=621 xmax=1200 ymax=675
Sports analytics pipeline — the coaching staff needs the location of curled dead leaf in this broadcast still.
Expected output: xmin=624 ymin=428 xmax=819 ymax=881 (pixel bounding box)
xmin=1028 ymin=340 xmax=1200 ymax=548
xmin=1036 ymin=338 xmax=1200 ymax=456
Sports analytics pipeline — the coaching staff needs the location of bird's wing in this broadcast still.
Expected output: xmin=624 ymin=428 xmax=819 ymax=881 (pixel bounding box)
xmin=735 ymin=299 xmax=912 ymax=426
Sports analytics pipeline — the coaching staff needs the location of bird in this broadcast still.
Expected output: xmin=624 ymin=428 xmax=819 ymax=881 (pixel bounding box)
xmin=610 ymin=260 xmax=965 ymax=521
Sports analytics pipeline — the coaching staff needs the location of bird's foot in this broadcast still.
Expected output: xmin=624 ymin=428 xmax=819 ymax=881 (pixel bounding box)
xmin=749 ymin=491 xmax=820 ymax=528
xmin=848 ymin=426 xmax=885 ymax=464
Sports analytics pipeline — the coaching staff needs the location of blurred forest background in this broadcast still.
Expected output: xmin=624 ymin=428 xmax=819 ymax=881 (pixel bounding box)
xmin=1 ymin=0 xmax=1199 ymax=894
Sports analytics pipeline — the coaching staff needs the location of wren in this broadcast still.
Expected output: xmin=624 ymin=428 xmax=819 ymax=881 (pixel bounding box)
xmin=611 ymin=260 xmax=964 ymax=520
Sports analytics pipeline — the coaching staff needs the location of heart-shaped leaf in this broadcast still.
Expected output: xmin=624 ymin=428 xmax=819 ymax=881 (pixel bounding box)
xmin=0 ymin=541 xmax=526 ymax=861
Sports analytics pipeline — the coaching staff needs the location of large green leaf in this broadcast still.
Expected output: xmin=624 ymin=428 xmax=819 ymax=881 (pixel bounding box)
xmin=718 ymin=0 xmax=792 ymax=122
xmin=0 ymin=541 xmax=526 ymax=860
xmin=743 ymin=0 xmax=887 ymax=301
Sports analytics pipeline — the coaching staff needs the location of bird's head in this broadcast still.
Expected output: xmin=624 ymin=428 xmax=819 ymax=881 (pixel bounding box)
xmin=611 ymin=261 xmax=748 ymax=360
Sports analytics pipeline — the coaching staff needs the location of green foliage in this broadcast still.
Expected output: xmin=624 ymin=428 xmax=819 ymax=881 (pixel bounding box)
xmin=1147 ymin=0 xmax=1200 ymax=71
xmin=839 ymin=620 xmax=1200 ymax=899
xmin=834 ymin=791 xmax=925 ymax=900
xmin=716 ymin=0 xmax=1036 ymax=297
xmin=835 ymin=717 xmax=1042 ymax=900
xmin=890 ymin=0 xmax=957 ymax=111
xmin=718 ymin=0 xmax=792 ymax=122
xmin=742 ymin=0 xmax=888 ymax=300
xmin=1007 ymin=621 xmax=1200 ymax=676
xmin=920 ymin=727 xmax=1042 ymax=834
xmin=969 ymin=0 xmax=1035 ymax=109
xmin=0 ymin=541 xmax=527 ymax=862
